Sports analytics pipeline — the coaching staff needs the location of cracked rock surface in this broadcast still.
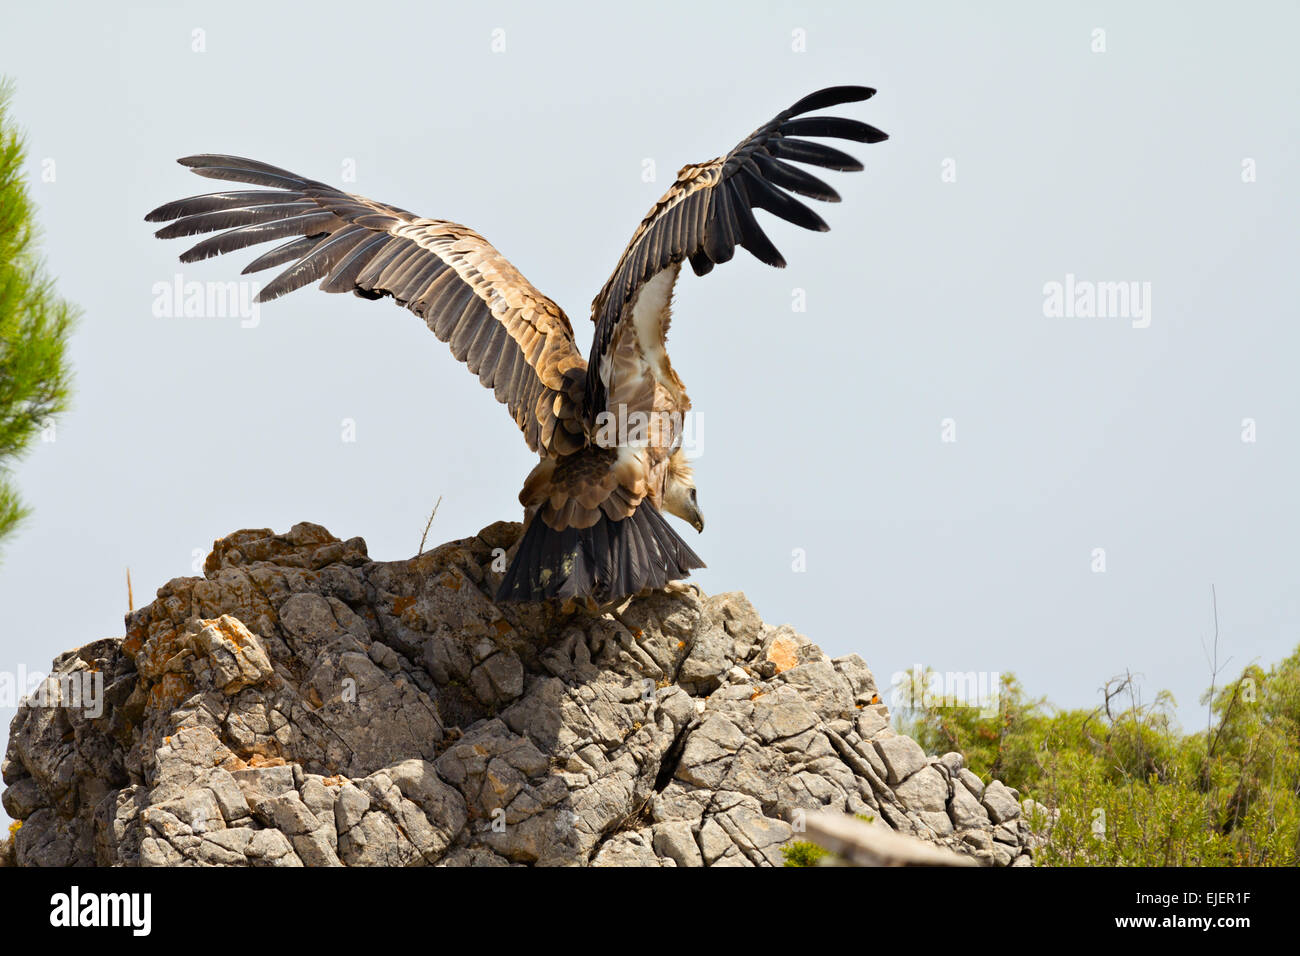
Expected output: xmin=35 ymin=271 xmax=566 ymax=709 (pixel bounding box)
xmin=3 ymin=521 xmax=1034 ymax=867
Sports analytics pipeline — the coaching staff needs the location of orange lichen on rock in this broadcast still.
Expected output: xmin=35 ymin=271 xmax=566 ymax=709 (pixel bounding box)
xmin=765 ymin=634 xmax=801 ymax=674
xmin=150 ymin=673 xmax=194 ymax=709
xmin=246 ymin=753 xmax=287 ymax=768
xmin=134 ymin=626 xmax=185 ymax=680
xmin=122 ymin=622 xmax=148 ymax=659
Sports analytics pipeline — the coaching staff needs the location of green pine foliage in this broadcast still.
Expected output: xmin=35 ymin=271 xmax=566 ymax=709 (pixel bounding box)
xmin=896 ymin=649 xmax=1300 ymax=866
xmin=0 ymin=80 xmax=76 ymax=547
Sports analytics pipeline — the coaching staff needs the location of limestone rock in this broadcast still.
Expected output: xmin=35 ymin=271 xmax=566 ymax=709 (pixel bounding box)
xmin=981 ymin=780 xmax=1022 ymax=825
xmin=3 ymin=521 xmax=1033 ymax=867
xmin=874 ymin=735 xmax=928 ymax=785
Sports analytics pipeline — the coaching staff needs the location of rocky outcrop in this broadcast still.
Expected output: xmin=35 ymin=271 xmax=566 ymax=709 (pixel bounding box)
xmin=2 ymin=521 xmax=1035 ymax=867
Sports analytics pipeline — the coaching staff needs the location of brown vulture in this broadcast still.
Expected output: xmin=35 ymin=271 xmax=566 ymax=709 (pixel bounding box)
xmin=146 ymin=86 xmax=888 ymax=604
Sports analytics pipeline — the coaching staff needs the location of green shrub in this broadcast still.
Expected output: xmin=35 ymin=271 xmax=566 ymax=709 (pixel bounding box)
xmin=781 ymin=840 xmax=831 ymax=867
xmin=894 ymin=649 xmax=1300 ymax=866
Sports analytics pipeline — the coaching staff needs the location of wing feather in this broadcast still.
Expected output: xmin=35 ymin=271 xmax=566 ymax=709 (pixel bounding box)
xmin=147 ymin=156 xmax=588 ymax=456
xmin=241 ymin=234 xmax=328 ymax=274
xmin=766 ymin=137 xmax=864 ymax=171
xmin=144 ymin=189 xmax=305 ymax=222
xmin=179 ymin=210 xmax=342 ymax=262
xmin=750 ymin=152 xmax=839 ymax=202
xmin=153 ymin=201 xmax=320 ymax=238
xmin=586 ymin=85 xmax=887 ymax=417
xmin=318 ymin=233 xmax=393 ymax=294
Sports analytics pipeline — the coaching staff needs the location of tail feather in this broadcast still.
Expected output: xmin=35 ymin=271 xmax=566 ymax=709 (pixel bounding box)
xmin=496 ymin=505 xmax=705 ymax=604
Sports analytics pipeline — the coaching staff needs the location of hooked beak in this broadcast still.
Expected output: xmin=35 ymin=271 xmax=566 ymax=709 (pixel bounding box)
xmin=688 ymin=503 xmax=705 ymax=534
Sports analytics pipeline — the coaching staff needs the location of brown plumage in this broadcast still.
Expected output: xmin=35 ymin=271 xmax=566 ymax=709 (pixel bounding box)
xmin=145 ymin=86 xmax=887 ymax=604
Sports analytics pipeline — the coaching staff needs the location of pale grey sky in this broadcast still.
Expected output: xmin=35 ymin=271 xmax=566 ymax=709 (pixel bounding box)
xmin=3 ymin=1 xmax=1298 ymax=822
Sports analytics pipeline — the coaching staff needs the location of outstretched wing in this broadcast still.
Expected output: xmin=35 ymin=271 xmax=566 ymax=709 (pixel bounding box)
xmin=146 ymin=156 xmax=589 ymax=457
xmin=586 ymin=86 xmax=887 ymax=418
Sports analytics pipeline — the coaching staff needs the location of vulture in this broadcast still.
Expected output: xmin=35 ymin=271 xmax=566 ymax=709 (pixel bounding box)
xmin=146 ymin=86 xmax=888 ymax=605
